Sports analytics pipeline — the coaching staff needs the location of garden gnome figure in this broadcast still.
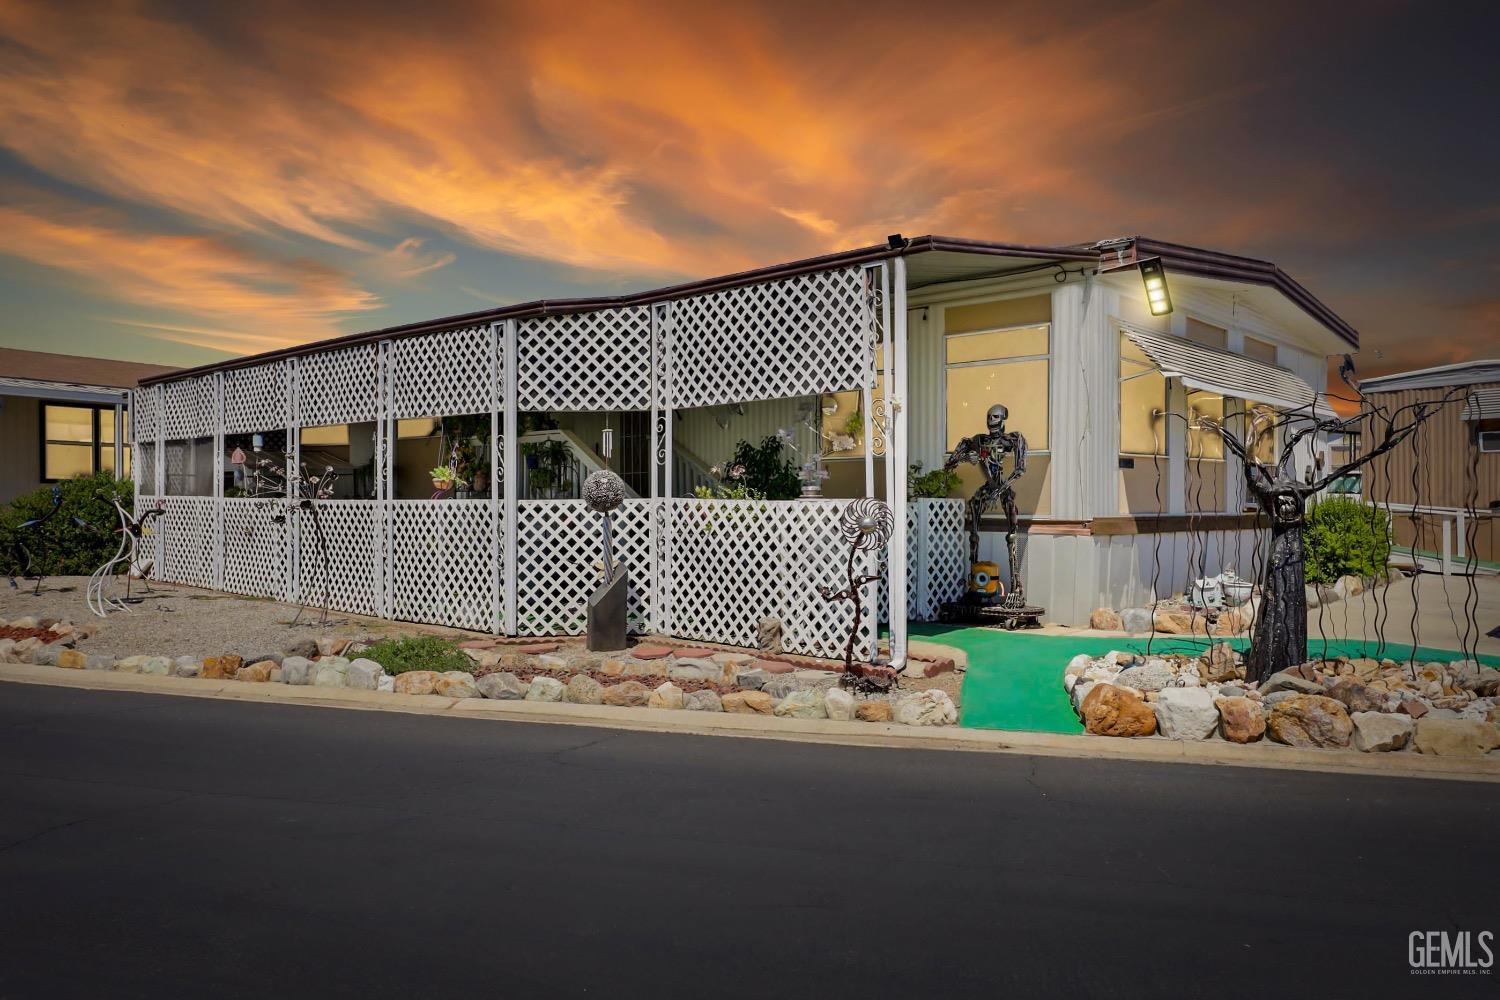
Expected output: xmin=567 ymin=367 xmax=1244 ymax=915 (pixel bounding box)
xmin=582 ymin=469 xmax=629 ymax=651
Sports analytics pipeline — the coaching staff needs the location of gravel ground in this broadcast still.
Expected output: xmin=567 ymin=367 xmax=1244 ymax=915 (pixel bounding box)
xmin=0 ymin=576 xmax=961 ymax=702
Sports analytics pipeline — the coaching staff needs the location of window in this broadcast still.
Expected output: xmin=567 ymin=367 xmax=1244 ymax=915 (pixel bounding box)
xmin=394 ymin=414 xmax=491 ymax=499
xmin=163 ymin=437 xmax=214 ymax=495
xmin=1243 ymin=336 xmax=1277 ymax=365
xmin=944 ymin=324 xmax=1049 ymax=451
xmin=299 ymin=423 xmax=377 ymax=499
xmin=1119 ymin=334 xmax=1166 ymax=456
xmin=42 ymin=404 xmax=129 ymax=481
xmin=1186 ymin=391 xmax=1226 ymax=512
xmin=1247 ymin=403 xmax=1280 ymax=464
xmin=1479 ymin=431 xmax=1500 ymax=454
xmin=224 ymin=429 xmax=289 ymax=496
xmin=1185 ymin=318 xmax=1227 ymax=350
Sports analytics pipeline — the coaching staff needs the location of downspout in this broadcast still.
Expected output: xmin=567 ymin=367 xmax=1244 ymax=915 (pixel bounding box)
xmin=887 ymin=255 xmax=910 ymax=670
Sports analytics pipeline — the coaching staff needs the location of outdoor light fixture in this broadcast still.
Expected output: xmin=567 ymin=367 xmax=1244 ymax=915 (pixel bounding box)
xmin=1138 ymin=257 xmax=1173 ymax=316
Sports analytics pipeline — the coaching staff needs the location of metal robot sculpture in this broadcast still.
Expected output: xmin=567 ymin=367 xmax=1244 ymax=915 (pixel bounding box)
xmin=939 ymin=403 xmax=1044 ymax=629
xmin=86 ymin=495 xmax=164 ymax=617
xmin=818 ymin=498 xmax=900 ymax=692
xmin=7 ymin=486 xmax=64 ymax=594
xmin=583 ymin=469 xmax=629 ymax=651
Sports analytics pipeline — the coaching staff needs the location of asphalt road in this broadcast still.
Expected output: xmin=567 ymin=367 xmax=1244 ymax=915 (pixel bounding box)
xmin=0 ymin=684 xmax=1495 ymax=999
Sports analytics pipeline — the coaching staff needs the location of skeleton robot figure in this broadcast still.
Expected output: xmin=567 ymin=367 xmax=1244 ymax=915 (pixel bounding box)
xmin=944 ymin=403 xmax=1029 ymax=607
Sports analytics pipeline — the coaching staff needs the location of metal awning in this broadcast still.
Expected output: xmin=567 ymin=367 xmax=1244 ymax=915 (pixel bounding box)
xmin=1117 ymin=322 xmax=1330 ymax=417
xmin=0 ymin=375 xmax=130 ymax=404
xmin=1460 ymin=387 xmax=1500 ymax=422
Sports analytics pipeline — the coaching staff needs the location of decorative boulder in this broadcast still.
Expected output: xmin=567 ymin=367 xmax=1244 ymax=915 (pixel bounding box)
xmin=764 ymin=676 xmax=800 ymax=701
xmin=894 ymin=690 xmax=958 ymax=727
xmin=173 ymin=655 xmax=203 ymax=678
xmin=564 ymin=674 xmax=605 ymax=705
xmin=1152 ymin=688 xmax=1218 ymax=740
xmin=345 ymin=658 xmax=386 ymax=691
xmin=114 ymin=655 xmax=147 ymax=674
xmin=602 ymin=680 xmax=652 ymax=707
xmin=1120 ymin=608 xmax=1152 ymax=633
xmin=1089 ymin=608 xmax=1123 ymax=631
xmin=476 ymin=672 xmax=526 ymax=700
xmin=856 ymin=700 xmax=893 ymax=723
xmin=1412 ymin=719 xmax=1500 ymax=757
xmin=433 ymin=671 xmax=479 ymax=699
xmin=57 ymin=649 xmax=86 ymax=670
xmin=774 ymin=689 xmax=827 ymax=719
xmin=1115 ymin=660 xmax=1175 ymax=693
xmin=1204 ymin=643 xmax=1239 ymax=682
xmin=683 ymin=689 xmax=723 ymax=712
xmin=1260 ymin=670 xmax=1323 ymax=696
xmin=1214 ymin=696 xmax=1266 ymax=743
xmin=1326 ymin=679 xmax=1387 ymax=715
xmin=1267 ymin=695 xmax=1353 ymax=748
xmin=525 ymin=676 xmax=566 ymax=702
xmin=824 ymin=687 xmax=856 ymax=722
xmin=721 ymin=690 xmax=775 ymax=715
xmin=1081 ymin=684 xmax=1157 ymax=738
xmin=238 ymin=660 xmax=277 ymax=683
xmin=201 ymin=655 xmax=243 ymax=680
xmin=1350 ymin=711 xmax=1413 ymax=752
xmin=648 ymin=682 xmax=685 ymax=710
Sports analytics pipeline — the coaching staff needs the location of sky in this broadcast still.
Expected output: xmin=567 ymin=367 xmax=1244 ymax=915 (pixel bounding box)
xmin=0 ymin=0 xmax=1495 ymax=378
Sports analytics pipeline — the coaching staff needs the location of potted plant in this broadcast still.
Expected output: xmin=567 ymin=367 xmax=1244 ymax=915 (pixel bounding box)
xmin=429 ymin=465 xmax=468 ymax=491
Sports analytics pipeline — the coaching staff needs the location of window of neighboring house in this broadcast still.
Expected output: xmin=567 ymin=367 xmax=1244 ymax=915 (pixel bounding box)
xmin=1478 ymin=430 xmax=1500 ymax=454
xmin=1243 ymin=336 xmax=1278 ymax=365
xmin=299 ymin=423 xmax=378 ymax=499
xmin=393 ymin=414 xmax=491 ymax=499
xmin=223 ymin=429 xmax=289 ymax=496
xmin=163 ymin=437 xmax=214 ymax=496
xmin=1185 ymin=318 xmax=1228 ymax=350
xmin=42 ymin=404 xmax=129 ymax=481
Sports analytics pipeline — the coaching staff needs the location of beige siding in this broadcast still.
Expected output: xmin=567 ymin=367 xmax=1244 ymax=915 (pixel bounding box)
xmin=1360 ymin=383 xmax=1500 ymax=510
xmin=0 ymin=396 xmax=41 ymax=503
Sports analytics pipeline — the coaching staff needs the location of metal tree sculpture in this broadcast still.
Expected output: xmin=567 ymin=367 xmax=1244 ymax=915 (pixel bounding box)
xmin=6 ymin=486 xmax=64 ymax=594
xmin=243 ymin=454 xmax=340 ymax=627
xmin=1200 ymin=375 xmax=1455 ymax=683
xmin=85 ymin=494 xmax=164 ymax=617
xmin=818 ymin=498 xmax=896 ymax=689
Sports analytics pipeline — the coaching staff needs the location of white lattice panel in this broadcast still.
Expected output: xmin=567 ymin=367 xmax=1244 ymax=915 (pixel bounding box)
xmin=161 ymin=376 xmax=216 ymax=439
xmin=390 ymin=326 xmax=494 ymax=419
xmin=517 ymin=308 xmax=652 ymax=411
xmin=295 ymin=343 xmax=379 ymax=426
xmin=157 ymin=496 xmax=215 ymax=588
xmin=223 ymin=361 xmax=288 ymax=434
xmin=515 ymin=500 xmax=652 ymax=635
xmin=221 ymin=499 xmax=286 ymax=599
xmin=670 ymin=267 xmax=870 ymax=408
xmin=298 ymin=501 xmax=378 ymax=616
xmin=917 ymin=498 xmax=967 ymax=618
xmin=389 ymin=501 xmax=495 ymax=631
xmin=135 ymin=442 xmax=158 ymax=495
xmin=130 ymin=385 xmax=161 ymax=441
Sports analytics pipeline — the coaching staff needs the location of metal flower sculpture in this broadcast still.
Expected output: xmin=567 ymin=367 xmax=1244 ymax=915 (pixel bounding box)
xmin=6 ymin=486 xmax=63 ymax=594
xmin=242 ymin=453 xmax=341 ymax=627
xmin=819 ymin=498 xmax=896 ymax=687
xmin=583 ymin=469 xmax=626 ymax=583
xmin=85 ymin=494 xmax=164 ymax=617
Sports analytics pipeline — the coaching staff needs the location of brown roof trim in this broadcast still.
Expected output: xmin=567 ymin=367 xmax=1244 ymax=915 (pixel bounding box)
xmin=140 ymin=233 xmax=1356 ymax=386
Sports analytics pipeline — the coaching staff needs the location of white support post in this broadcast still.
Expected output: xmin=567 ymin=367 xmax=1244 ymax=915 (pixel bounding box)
xmin=658 ymin=302 xmax=674 ymax=638
xmin=1455 ymin=510 xmax=1467 ymax=561
xmin=113 ymin=403 xmax=124 ymax=483
xmin=490 ymin=321 xmax=503 ymax=634
xmin=649 ymin=304 xmax=663 ymax=635
xmin=887 ymin=257 xmax=910 ymax=668
xmin=377 ymin=340 xmax=392 ymax=620
xmin=212 ymin=373 xmax=225 ymax=590
xmin=153 ymin=385 xmax=165 ymax=573
xmin=502 ymin=319 xmax=519 ymax=635
xmin=288 ymin=358 xmax=300 ymax=605
xmin=861 ymin=262 xmax=881 ymax=638
xmin=1441 ymin=518 xmax=1453 ymax=577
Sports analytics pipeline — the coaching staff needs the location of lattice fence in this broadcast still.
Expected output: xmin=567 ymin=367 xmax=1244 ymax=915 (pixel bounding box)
xmin=131 ymin=385 xmax=161 ymax=442
xmin=878 ymin=498 xmax=967 ymax=622
xmin=515 ymin=500 xmax=653 ymax=635
xmin=295 ymin=343 xmax=380 ymax=426
xmin=156 ymin=497 xmax=215 ymax=589
xmin=297 ymin=501 xmax=379 ymax=617
xmin=221 ymin=499 xmax=288 ymax=599
xmin=388 ymin=500 xmax=496 ymax=631
xmin=223 ymin=361 xmax=288 ymax=435
xmin=390 ymin=325 xmax=495 ymax=420
xmin=517 ymin=308 xmax=652 ymax=411
xmin=670 ymin=266 xmax=869 ymax=408
xmin=161 ymin=376 xmax=216 ymax=439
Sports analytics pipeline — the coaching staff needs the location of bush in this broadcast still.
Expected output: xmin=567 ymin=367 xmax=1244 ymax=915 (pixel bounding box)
xmin=0 ymin=473 xmax=134 ymax=577
xmin=909 ymin=463 xmax=961 ymax=499
xmin=703 ymin=436 xmax=800 ymax=500
xmin=360 ymin=635 xmax=474 ymax=675
xmin=1305 ymin=497 xmax=1390 ymax=584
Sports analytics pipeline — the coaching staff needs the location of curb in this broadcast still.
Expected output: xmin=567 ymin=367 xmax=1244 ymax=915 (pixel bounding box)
xmin=3 ymin=663 xmax=1496 ymax=782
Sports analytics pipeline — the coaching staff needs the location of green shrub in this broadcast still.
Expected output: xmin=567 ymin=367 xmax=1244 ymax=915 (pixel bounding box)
xmin=909 ymin=463 xmax=961 ymax=499
xmin=1305 ymin=497 xmax=1390 ymax=584
xmin=0 ymin=473 xmax=134 ymax=577
xmin=360 ymin=635 xmax=474 ymax=675
xmin=707 ymin=436 xmax=800 ymax=500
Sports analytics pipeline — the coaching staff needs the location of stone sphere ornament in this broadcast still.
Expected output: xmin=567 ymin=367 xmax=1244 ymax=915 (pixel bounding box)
xmin=582 ymin=469 xmax=626 ymax=513
xmin=838 ymin=497 xmax=895 ymax=551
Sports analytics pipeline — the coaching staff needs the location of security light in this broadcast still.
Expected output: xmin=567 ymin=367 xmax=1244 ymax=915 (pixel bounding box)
xmin=1138 ymin=257 xmax=1173 ymax=316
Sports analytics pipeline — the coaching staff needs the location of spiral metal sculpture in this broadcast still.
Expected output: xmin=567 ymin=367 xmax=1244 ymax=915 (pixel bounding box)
xmin=820 ymin=498 xmax=896 ymax=687
xmin=838 ymin=497 xmax=895 ymax=551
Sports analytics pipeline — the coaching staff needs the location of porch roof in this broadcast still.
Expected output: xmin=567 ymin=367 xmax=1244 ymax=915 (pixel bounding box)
xmin=0 ymin=374 xmax=129 ymax=405
xmin=1118 ymin=322 xmax=1333 ymax=418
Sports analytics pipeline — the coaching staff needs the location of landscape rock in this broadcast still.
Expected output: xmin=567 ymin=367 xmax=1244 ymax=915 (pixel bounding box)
xmin=345 ymin=658 xmax=386 ymax=690
xmin=476 ymin=672 xmax=525 ymax=699
xmin=764 ymin=676 xmax=800 ymax=701
xmin=279 ymin=656 xmax=314 ymax=685
xmin=824 ymin=687 xmax=856 ymax=722
xmin=894 ymin=690 xmax=958 ymax=727
xmin=173 ymin=655 xmax=202 ymax=678
xmin=313 ymin=664 xmax=347 ymax=687
xmin=201 ymin=655 xmax=243 ymax=680
xmin=1120 ymin=608 xmax=1152 ymax=633
xmin=603 ymin=680 xmax=651 ymax=707
xmin=433 ymin=671 xmax=479 ymax=699
xmin=84 ymin=654 xmax=114 ymax=671
xmin=722 ymin=690 xmax=775 ymax=715
xmin=1397 ymin=698 xmax=1429 ymax=719
xmin=735 ymin=667 xmax=770 ymax=690
xmin=623 ymin=659 xmax=669 ymax=679
xmin=1115 ymin=660 xmax=1174 ymax=693
xmin=856 ymin=700 xmax=894 ymax=723
xmin=238 ymin=659 xmax=277 ymax=683
xmin=1152 ymin=688 xmax=1219 ymax=740
xmin=648 ymin=682 xmax=685 ymax=710
xmin=564 ymin=674 xmax=605 ymax=705
xmin=683 ymin=689 xmax=723 ymax=712
xmin=774 ymin=689 xmax=827 ymax=719
xmin=30 ymin=644 xmax=62 ymax=667
xmin=282 ymin=638 xmax=318 ymax=658
xmin=114 ymin=655 xmax=147 ymax=674
xmin=1089 ymin=608 xmax=1123 ymax=631
xmin=1260 ymin=670 xmax=1323 ymax=696
xmin=525 ymin=676 xmax=565 ymax=702
xmin=1081 ymin=684 xmax=1158 ymax=737
xmin=1267 ymin=695 xmax=1353 ymax=748
xmin=1215 ymin=697 xmax=1266 ymax=743
xmin=376 ymin=674 xmax=394 ymax=693
xmin=1412 ymin=719 xmax=1500 ymax=757
xmin=57 ymin=648 xmax=86 ymax=669
xmin=1204 ymin=643 xmax=1239 ymax=683
xmin=1350 ymin=712 xmax=1414 ymax=752
xmin=315 ymin=637 xmax=351 ymax=657
xmin=1326 ymin=679 xmax=1387 ymax=714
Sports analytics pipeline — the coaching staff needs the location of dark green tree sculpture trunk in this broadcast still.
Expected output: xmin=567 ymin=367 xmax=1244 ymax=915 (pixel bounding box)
xmin=1245 ymin=518 xmax=1308 ymax=684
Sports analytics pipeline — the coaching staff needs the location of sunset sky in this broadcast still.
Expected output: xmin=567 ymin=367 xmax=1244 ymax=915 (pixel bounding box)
xmin=0 ymin=0 xmax=1494 ymax=376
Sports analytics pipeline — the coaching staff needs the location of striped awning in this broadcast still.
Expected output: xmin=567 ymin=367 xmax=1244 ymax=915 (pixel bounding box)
xmin=1118 ymin=322 xmax=1330 ymax=417
xmin=1460 ymin=387 xmax=1500 ymax=421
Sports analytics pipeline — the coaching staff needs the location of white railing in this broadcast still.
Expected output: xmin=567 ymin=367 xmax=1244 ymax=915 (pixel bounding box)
xmin=1382 ymin=504 xmax=1497 ymax=576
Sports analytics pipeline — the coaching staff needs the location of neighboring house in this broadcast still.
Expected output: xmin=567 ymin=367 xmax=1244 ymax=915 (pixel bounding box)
xmin=132 ymin=235 xmax=1356 ymax=659
xmin=0 ymin=348 xmax=177 ymax=504
xmin=1357 ymin=360 xmax=1500 ymax=567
